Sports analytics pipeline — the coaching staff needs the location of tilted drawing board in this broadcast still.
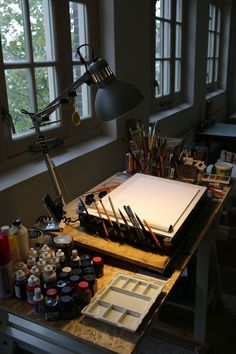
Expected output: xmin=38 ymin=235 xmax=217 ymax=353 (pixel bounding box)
xmin=87 ymin=173 xmax=207 ymax=239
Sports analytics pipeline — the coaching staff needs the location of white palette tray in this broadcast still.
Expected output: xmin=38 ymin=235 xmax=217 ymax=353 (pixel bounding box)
xmin=81 ymin=273 xmax=164 ymax=332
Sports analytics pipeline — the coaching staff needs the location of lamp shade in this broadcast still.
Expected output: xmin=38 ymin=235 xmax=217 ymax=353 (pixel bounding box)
xmin=89 ymin=58 xmax=143 ymax=121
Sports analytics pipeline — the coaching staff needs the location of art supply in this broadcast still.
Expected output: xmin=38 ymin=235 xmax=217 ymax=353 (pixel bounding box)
xmin=14 ymin=269 xmax=27 ymax=300
xmin=92 ymin=256 xmax=104 ymax=278
xmin=214 ymin=161 xmax=232 ymax=176
xmin=108 ymin=196 xmax=120 ymax=227
xmin=60 ymin=295 xmax=76 ymax=320
xmin=201 ymin=173 xmax=231 ymax=185
xmin=42 ymin=265 xmax=57 ymax=289
xmin=69 ymin=249 xmax=80 ymax=269
xmin=143 ymin=219 xmax=161 ymax=247
xmin=26 ymin=274 xmax=41 ymax=304
xmin=1 ymin=225 xmax=20 ymax=272
xmin=0 ymin=232 xmax=13 ymax=298
xmin=94 ymin=200 xmax=109 ymax=237
xmin=33 ymin=287 xmax=45 ymax=315
xmin=45 ymin=288 xmax=60 ymax=321
xmin=10 ymin=218 xmax=29 ymax=262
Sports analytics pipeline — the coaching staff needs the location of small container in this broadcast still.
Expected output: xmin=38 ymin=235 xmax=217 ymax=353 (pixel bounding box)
xmin=30 ymin=265 xmax=40 ymax=278
xmin=26 ymin=275 xmax=40 ymax=304
xmin=37 ymin=258 xmax=46 ymax=274
xmin=42 ymin=265 xmax=57 ymax=289
xmin=58 ymin=271 xmax=70 ymax=282
xmin=69 ymin=249 xmax=80 ymax=269
xmin=28 ymin=248 xmax=38 ymax=260
xmin=69 ymin=274 xmax=80 ymax=290
xmin=62 ymin=266 xmax=72 ymax=278
xmin=57 ymin=280 xmax=67 ymax=294
xmin=60 ymin=295 xmax=76 ymax=319
xmin=55 ymin=249 xmax=67 ymax=268
xmin=15 ymin=261 xmax=30 ymax=278
xmin=14 ymin=269 xmax=27 ymax=300
xmin=83 ymin=266 xmax=95 ymax=276
xmin=26 ymin=255 xmax=36 ymax=270
xmin=71 ymin=267 xmax=82 ymax=277
xmin=33 ymin=287 xmax=44 ymax=315
xmin=39 ymin=245 xmax=51 ymax=255
xmin=61 ymin=285 xmax=73 ymax=297
xmin=83 ymin=273 xmax=97 ymax=295
xmin=77 ymin=281 xmax=92 ymax=306
xmin=92 ymin=256 xmax=104 ymax=278
xmin=45 ymin=288 xmax=60 ymax=321
xmin=41 ymin=251 xmax=51 ymax=264
xmin=54 ymin=234 xmax=73 ymax=259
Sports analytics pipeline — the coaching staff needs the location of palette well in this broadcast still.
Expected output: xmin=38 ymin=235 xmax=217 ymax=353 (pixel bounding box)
xmin=81 ymin=273 xmax=164 ymax=332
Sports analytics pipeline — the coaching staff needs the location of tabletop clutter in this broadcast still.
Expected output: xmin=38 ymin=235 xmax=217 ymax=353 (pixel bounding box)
xmin=0 ymin=218 xmax=104 ymax=321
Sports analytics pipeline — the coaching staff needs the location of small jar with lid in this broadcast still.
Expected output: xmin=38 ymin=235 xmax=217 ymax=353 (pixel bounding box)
xmin=60 ymin=295 xmax=76 ymax=320
xmin=39 ymin=245 xmax=52 ymax=255
xmin=28 ymin=248 xmax=38 ymax=260
xmin=45 ymin=288 xmax=60 ymax=321
xmin=54 ymin=234 xmax=74 ymax=260
xmin=69 ymin=274 xmax=80 ymax=290
xmin=61 ymin=266 xmax=72 ymax=278
xmin=92 ymin=256 xmax=104 ymax=278
xmin=41 ymin=251 xmax=51 ymax=264
xmin=14 ymin=269 xmax=27 ymax=300
xmin=15 ymin=262 xmax=30 ymax=278
xmin=77 ymin=281 xmax=92 ymax=306
xmin=83 ymin=273 xmax=97 ymax=295
xmin=61 ymin=285 xmax=73 ymax=297
xmin=57 ymin=279 xmax=67 ymax=294
xmin=36 ymin=258 xmax=46 ymax=275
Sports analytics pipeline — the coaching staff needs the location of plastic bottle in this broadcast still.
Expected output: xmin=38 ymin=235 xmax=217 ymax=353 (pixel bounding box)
xmin=42 ymin=265 xmax=57 ymax=289
xmin=55 ymin=249 xmax=67 ymax=268
xmin=69 ymin=249 xmax=80 ymax=269
xmin=10 ymin=218 xmax=29 ymax=262
xmin=26 ymin=255 xmax=36 ymax=270
xmin=26 ymin=274 xmax=40 ymax=304
xmin=14 ymin=269 xmax=27 ymax=300
xmin=1 ymin=225 xmax=20 ymax=272
xmin=33 ymin=287 xmax=45 ymax=315
xmin=0 ymin=232 xmax=13 ymax=298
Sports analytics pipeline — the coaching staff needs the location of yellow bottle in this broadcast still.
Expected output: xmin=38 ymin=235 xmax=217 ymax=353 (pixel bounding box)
xmin=1 ymin=225 xmax=20 ymax=272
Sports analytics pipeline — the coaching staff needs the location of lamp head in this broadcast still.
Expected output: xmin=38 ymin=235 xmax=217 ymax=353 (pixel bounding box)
xmin=88 ymin=57 xmax=143 ymax=121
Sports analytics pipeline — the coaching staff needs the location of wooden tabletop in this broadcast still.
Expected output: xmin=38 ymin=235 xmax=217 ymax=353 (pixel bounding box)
xmin=0 ymin=175 xmax=230 ymax=354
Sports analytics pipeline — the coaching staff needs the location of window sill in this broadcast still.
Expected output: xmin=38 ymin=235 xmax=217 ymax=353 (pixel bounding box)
xmin=149 ymin=102 xmax=192 ymax=123
xmin=0 ymin=134 xmax=115 ymax=192
xmin=206 ymin=89 xmax=225 ymax=100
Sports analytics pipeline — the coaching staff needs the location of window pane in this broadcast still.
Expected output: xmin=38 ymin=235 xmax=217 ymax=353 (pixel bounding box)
xmin=156 ymin=20 xmax=163 ymax=58
xmin=175 ymin=60 xmax=181 ymax=92
xmin=0 ymin=1 xmax=27 ymax=62
xmin=164 ymin=22 xmax=170 ymax=58
xmin=70 ymin=2 xmax=88 ymax=61
xmin=156 ymin=0 xmax=163 ymax=18
xmin=29 ymin=0 xmax=53 ymax=61
xmin=164 ymin=0 xmax=171 ymax=19
xmin=155 ymin=61 xmax=162 ymax=97
xmin=215 ymin=34 xmax=220 ymax=57
xmin=163 ymin=60 xmax=170 ymax=95
xmin=6 ymin=69 xmax=32 ymax=137
xmin=209 ymin=32 xmax=214 ymax=57
xmin=35 ymin=66 xmax=56 ymax=112
xmin=176 ymin=0 xmax=182 ymax=22
xmin=217 ymin=9 xmax=221 ymax=33
xmin=73 ymin=65 xmax=91 ymax=118
xmin=175 ymin=24 xmax=182 ymax=58
xmin=208 ymin=59 xmax=213 ymax=83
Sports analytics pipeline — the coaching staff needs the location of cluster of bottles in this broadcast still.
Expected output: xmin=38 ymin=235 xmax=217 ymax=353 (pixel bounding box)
xmin=0 ymin=218 xmax=29 ymax=299
xmin=0 ymin=219 xmax=104 ymax=321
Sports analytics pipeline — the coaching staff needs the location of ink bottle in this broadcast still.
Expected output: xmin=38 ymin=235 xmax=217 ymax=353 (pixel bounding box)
xmin=69 ymin=274 xmax=80 ymax=290
xmin=77 ymin=281 xmax=92 ymax=306
xmin=54 ymin=234 xmax=74 ymax=260
xmin=26 ymin=275 xmax=40 ymax=304
xmin=92 ymin=256 xmax=104 ymax=278
xmin=33 ymin=287 xmax=44 ymax=315
xmin=61 ymin=285 xmax=73 ymax=297
xmin=83 ymin=273 xmax=97 ymax=295
xmin=61 ymin=266 xmax=72 ymax=279
xmin=60 ymin=295 xmax=76 ymax=320
xmin=55 ymin=249 xmax=67 ymax=268
xmin=83 ymin=266 xmax=95 ymax=276
xmin=57 ymin=279 xmax=67 ymax=294
xmin=14 ymin=269 xmax=27 ymax=300
xmin=45 ymin=288 xmax=60 ymax=321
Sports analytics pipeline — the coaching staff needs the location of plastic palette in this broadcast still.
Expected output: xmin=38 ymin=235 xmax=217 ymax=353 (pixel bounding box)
xmin=81 ymin=273 xmax=164 ymax=332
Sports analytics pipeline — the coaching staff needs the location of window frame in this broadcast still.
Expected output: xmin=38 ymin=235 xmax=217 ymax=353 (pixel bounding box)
xmin=0 ymin=0 xmax=100 ymax=172
xmin=151 ymin=0 xmax=185 ymax=113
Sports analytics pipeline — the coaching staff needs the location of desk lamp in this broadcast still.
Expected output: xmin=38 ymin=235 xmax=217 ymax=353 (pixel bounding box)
xmin=22 ymin=44 xmax=143 ymax=225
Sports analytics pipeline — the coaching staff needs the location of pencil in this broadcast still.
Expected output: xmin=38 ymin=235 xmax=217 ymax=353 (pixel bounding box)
xmin=143 ymin=219 xmax=161 ymax=247
xmin=99 ymin=199 xmax=113 ymax=226
xmin=94 ymin=201 xmax=109 ymax=238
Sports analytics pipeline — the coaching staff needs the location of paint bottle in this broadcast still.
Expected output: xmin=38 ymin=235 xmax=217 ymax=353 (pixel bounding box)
xmin=10 ymin=218 xmax=29 ymax=262
xmin=55 ymin=249 xmax=66 ymax=268
xmin=41 ymin=251 xmax=51 ymax=264
xmin=26 ymin=255 xmax=36 ymax=270
xmin=1 ymin=225 xmax=20 ymax=272
xmin=60 ymin=295 xmax=76 ymax=320
xmin=69 ymin=249 xmax=80 ymax=269
xmin=92 ymin=256 xmax=104 ymax=278
xmin=14 ymin=269 xmax=27 ymax=300
xmin=0 ymin=232 xmax=13 ymax=298
xmin=45 ymin=288 xmax=60 ymax=321
xmin=33 ymin=287 xmax=44 ymax=315
xmin=26 ymin=274 xmax=40 ymax=304
xmin=15 ymin=261 xmax=30 ymax=278
xmin=42 ymin=264 xmax=57 ymax=289
xmin=30 ymin=265 xmax=40 ymax=278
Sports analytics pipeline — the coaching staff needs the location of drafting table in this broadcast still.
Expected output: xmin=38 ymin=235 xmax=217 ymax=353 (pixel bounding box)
xmin=0 ymin=174 xmax=230 ymax=354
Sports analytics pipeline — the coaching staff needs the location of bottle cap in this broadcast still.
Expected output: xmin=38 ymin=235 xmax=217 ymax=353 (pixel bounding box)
xmin=33 ymin=287 xmax=43 ymax=301
xmin=44 ymin=264 xmax=53 ymax=273
xmin=46 ymin=288 xmax=57 ymax=297
xmin=56 ymin=249 xmax=65 ymax=260
xmin=28 ymin=275 xmax=39 ymax=286
xmin=78 ymin=281 xmax=89 ymax=289
xmin=12 ymin=218 xmax=22 ymax=226
xmin=15 ymin=269 xmax=26 ymax=281
xmin=62 ymin=266 xmax=72 ymax=274
xmin=92 ymin=256 xmax=103 ymax=264
xmin=71 ymin=249 xmax=79 ymax=260
xmin=1 ymin=225 xmax=10 ymax=234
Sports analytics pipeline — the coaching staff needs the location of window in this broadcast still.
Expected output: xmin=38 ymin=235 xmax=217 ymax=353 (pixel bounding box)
xmin=153 ymin=0 xmax=184 ymax=110
xmin=206 ymin=1 xmax=221 ymax=91
xmin=0 ymin=0 xmax=99 ymax=170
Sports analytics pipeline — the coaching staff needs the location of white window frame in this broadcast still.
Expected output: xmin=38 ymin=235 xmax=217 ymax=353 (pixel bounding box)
xmin=151 ymin=0 xmax=185 ymax=112
xmin=0 ymin=0 xmax=100 ymax=172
